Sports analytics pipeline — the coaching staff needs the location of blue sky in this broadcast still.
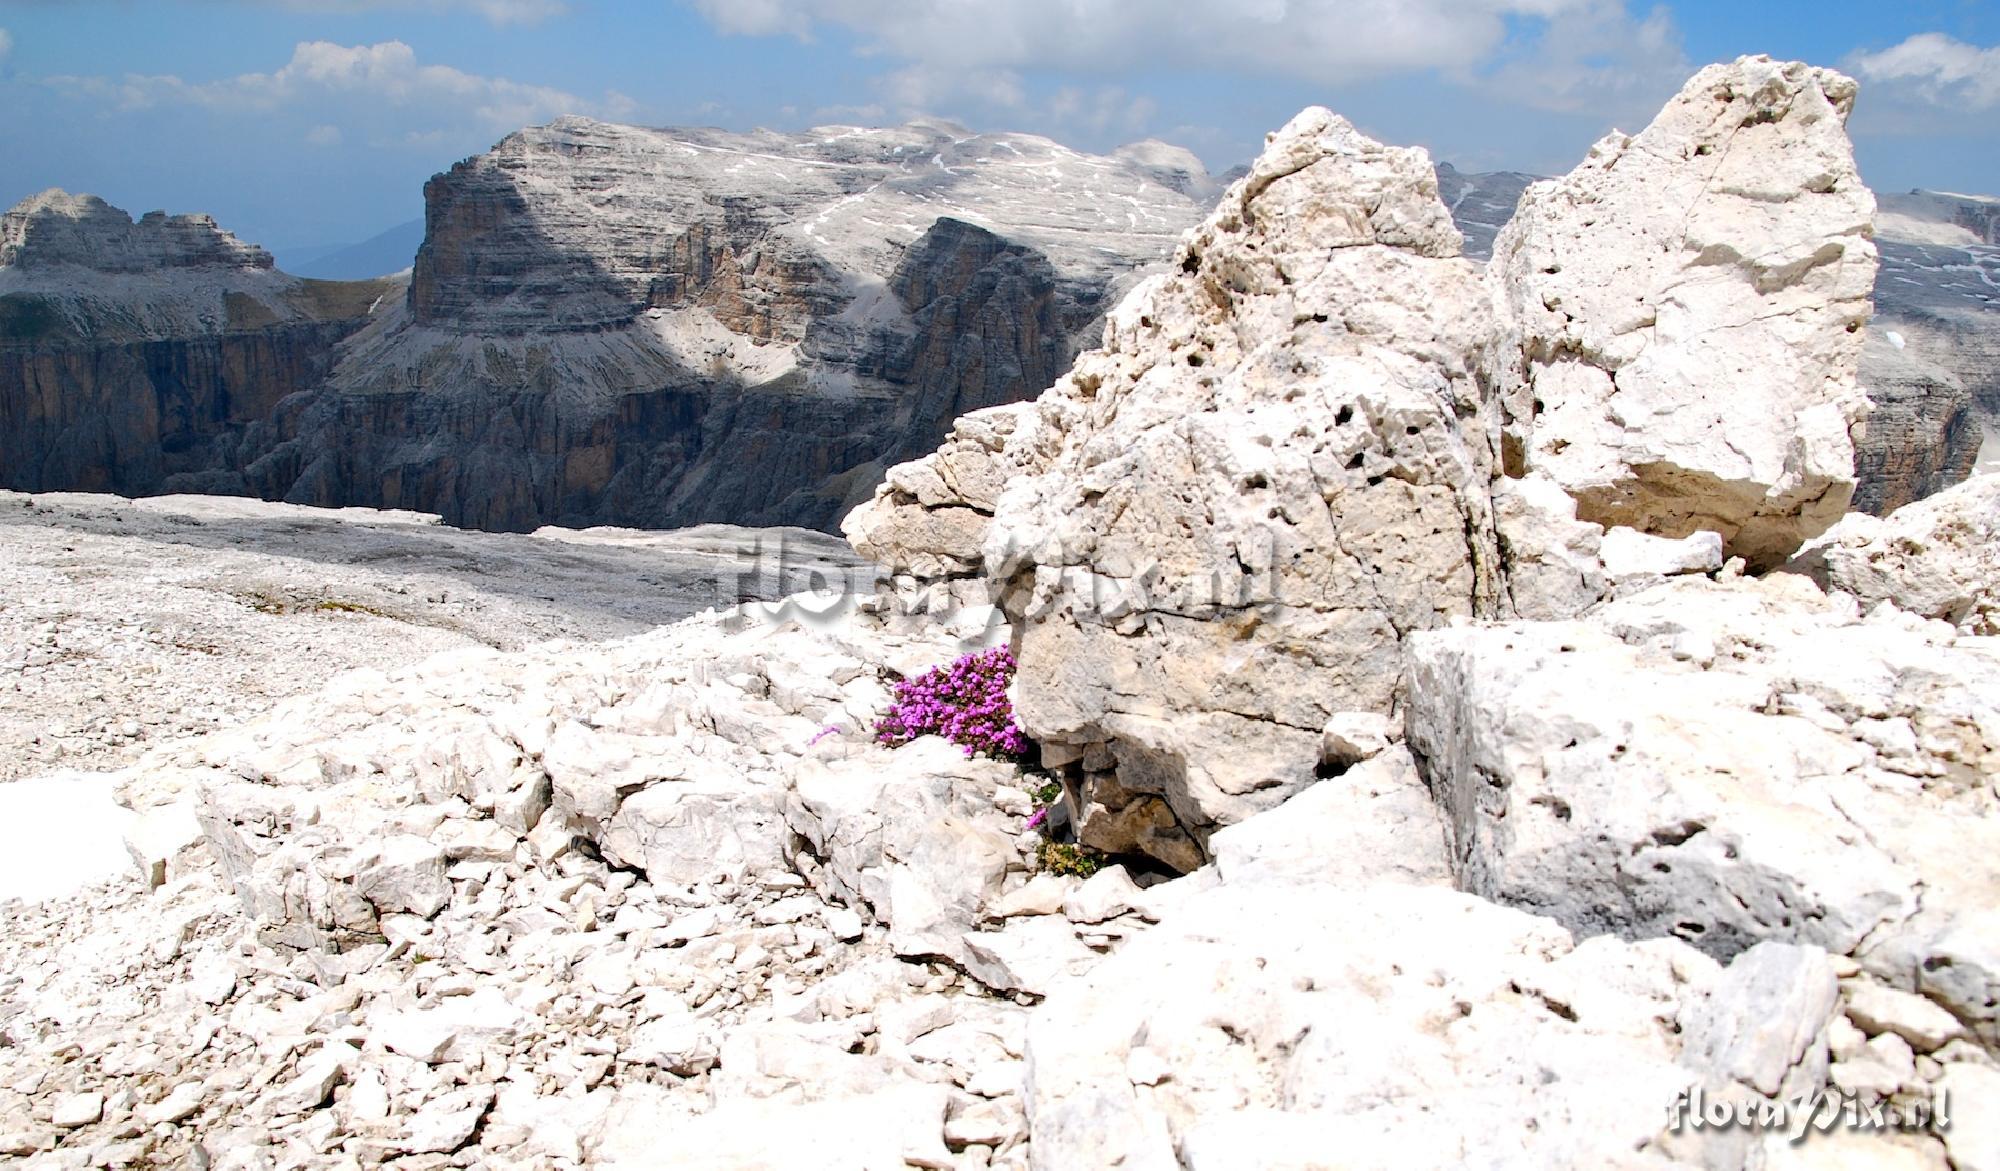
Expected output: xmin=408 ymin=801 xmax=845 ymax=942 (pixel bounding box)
xmin=1 ymin=1 xmax=1996 ymax=256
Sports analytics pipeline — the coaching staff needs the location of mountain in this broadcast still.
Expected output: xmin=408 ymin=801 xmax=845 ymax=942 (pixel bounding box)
xmin=0 ymin=121 xmax=1208 ymax=532
xmin=1432 ymin=166 xmax=2000 ymax=515
xmin=282 ymin=218 xmax=426 ymax=280
xmin=0 ymin=190 xmax=396 ymax=498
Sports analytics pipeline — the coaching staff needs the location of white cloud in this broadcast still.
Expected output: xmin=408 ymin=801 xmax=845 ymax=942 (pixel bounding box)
xmin=305 ymin=123 xmax=343 ymax=146
xmin=48 ymin=40 xmax=595 ymax=133
xmin=1470 ymin=0 xmax=1689 ymax=122
xmin=687 ymin=0 xmax=1596 ymax=83
xmin=1852 ymin=32 xmax=2000 ymax=111
xmin=0 ymin=28 xmax=13 ymax=63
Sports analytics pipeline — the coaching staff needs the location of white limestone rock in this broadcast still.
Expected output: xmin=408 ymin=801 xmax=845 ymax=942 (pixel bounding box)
xmin=784 ymin=736 xmax=1024 ymax=966
xmin=1493 ymin=471 xmax=1613 ymax=621
xmin=1938 ymin=1062 xmax=2000 ymax=1171
xmin=958 ymin=915 xmax=1102 ymax=997
xmin=1207 ymin=746 xmax=1451 ymax=889
xmin=1403 ymin=574 xmax=2000 ymax=1046
xmin=1842 ymin=980 xmax=1967 ymax=1052
xmin=1599 ymin=528 xmax=1725 ymax=582
xmin=963 ymin=107 xmax=1502 ymax=866
xmin=1489 ymin=56 xmax=1877 ymax=569
xmin=1677 ymin=942 xmax=1840 ymax=1099
xmin=1061 ymin=866 xmax=1146 ymax=926
xmin=624 ymin=1011 xmax=721 ymax=1076
xmin=122 ymin=802 xmax=205 ymax=890
xmin=1318 ymin=710 xmax=1396 ymax=771
xmin=591 ymin=1083 xmax=954 ymax=1171
xmin=1025 ymin=882 xmax=1747 ymax=1170
xmin=1788 ymin=474 xmax=2000 ymax=635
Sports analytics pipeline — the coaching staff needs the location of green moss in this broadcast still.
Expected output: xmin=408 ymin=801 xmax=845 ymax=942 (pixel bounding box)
xmin=1035 ymin=840 xmax=1104 ymax=878
xmin=309 ymin=598 xmax=395 ymax=618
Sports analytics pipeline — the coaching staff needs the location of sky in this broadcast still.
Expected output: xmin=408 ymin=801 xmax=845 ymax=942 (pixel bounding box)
xmin=0 ymin=0 xmax=1996 ymax=256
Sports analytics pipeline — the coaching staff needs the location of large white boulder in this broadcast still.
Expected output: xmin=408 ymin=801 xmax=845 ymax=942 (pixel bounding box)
xmin=1787 ymin=473 xmax=2000 ymax=635
xmin=964 ymin=107 xmax=1502 ymax=867
xmin=1489 ymin=57 xmax=1877 ymax=569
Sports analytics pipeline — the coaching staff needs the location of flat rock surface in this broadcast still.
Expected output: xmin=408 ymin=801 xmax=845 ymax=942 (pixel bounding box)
xmin=0 ymin=490 xmax=863 ymax=780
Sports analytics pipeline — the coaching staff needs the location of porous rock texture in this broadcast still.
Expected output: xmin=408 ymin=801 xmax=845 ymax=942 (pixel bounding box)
xmin=1787 ymin=472 xmax=2000 ymax=635
xmin=835 ymin=65 xmax=1998 ymax=1164
xmin=850 ymin=57 xmax=1885 ymax=869
xmin=1488 ymin=58 xmax=1877 ymax=570
xmin=1438 ymin=106 xmax=2000 ymax=524
xmin=1405 ymin=572 xmax=2000 ymax=1045
xmin=856 ymin=105 xmax=1511 ymax=865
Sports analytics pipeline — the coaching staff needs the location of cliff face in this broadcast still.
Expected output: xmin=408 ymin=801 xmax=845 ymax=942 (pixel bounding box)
xmin=0 ymin=192 xmax=395 ymax=498
xmin=2 ymin=125 xmax=1204 ymax=534
xmin=230 ymin=119 xmax=1205 ymax=532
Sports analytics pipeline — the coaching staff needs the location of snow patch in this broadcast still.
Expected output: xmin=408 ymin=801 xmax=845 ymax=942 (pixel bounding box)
xmin=0 ymin=773 xmax=137 ymax=903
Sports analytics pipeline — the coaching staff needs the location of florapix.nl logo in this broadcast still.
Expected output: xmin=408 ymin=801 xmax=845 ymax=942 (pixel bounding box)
xmin=1667 ymin=1082 xmax=1951 ymax=1145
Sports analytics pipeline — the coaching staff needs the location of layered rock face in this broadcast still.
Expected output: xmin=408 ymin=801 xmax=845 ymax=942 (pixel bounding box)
xmin=229 ymin=119 xmax=1207 ymax=533
xmin=1 ymin=191 xmax=274 ymax=275
xmin=1864 ymin=189 xmax=2000 ymax=508
xmin=3 ymin=125 xmax=1205 ymax=534
xmin=0 ymin=192 xmax=397 ymax=498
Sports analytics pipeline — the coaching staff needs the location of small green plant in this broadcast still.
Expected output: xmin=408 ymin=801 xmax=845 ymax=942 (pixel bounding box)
xmin=1036 ymin=839 xmax=1104 ymax=878
xmin=1031 ymin=779 xmax=1063 ymax=807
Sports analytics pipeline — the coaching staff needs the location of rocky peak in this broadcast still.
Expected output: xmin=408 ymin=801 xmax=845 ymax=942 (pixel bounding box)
xmin=847 ymin=56 xmax=1889 ymax=870
xmin=1491 ymin=57 xmax=1877 ymax=569
xmin=1109 ymin=139 xmax=1216 ymax=198
xmin=0 ymin=189 xmax=275 ymax=273
xmin=406 ymin=116 xmax=1204 ymax=335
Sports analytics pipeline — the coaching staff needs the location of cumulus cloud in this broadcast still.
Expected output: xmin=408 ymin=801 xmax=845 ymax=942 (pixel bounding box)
xmin=48 ymin=40 xmax=594 ymax=132
xmin=1852 ymin=32 xmax=2000 ymax=111
xmin=688 ymin=0 xmax=1600 ymax=83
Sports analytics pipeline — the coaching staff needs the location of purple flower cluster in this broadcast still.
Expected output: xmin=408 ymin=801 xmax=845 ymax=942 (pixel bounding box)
xmin=875 ymin=647 xmax=1030 ymax=760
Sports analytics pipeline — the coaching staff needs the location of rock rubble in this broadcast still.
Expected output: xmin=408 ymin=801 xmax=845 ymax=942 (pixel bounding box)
xmin=4 ymin=54 xmax=1996 ymax=1171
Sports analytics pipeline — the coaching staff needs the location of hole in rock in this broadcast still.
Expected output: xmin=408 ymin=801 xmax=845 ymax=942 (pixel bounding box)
xmin=1335 ymin=405 xmax=1353 ymax=426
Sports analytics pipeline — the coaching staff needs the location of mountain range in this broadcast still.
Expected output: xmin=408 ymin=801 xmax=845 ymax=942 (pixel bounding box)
xmin=1 ymin=120 xmax=1993 ymax=532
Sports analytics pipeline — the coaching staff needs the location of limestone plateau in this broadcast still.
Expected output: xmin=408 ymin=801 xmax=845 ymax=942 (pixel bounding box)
xmin=5 ymin=56 xmax=1999 ymax=1170
xmin=0 ymin=121 xmax=1213 ymax=532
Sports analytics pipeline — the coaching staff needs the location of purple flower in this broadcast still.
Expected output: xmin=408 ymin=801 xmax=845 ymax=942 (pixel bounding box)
xmin=874 ymin=647 xmax=1029 ymax=761
xmin=807 ymin=725 xmax=840 ymax=747
xmin=1025 ymin=807 xmax=1048 ymax=831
